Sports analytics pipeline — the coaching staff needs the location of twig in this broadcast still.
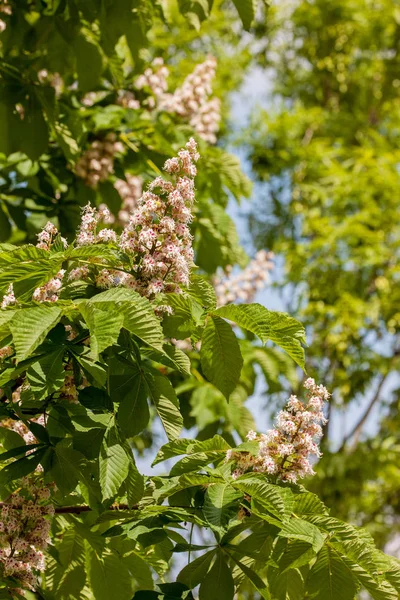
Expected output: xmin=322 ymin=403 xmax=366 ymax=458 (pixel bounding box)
xmin=339 ymin=372 xmax=388 ymax=451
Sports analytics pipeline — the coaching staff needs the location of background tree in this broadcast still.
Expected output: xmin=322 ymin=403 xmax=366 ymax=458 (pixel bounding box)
xmin=246 ymin=0 xmax=400 ymax=550
xmin=0 ymin=1 xmax=399 ymax=599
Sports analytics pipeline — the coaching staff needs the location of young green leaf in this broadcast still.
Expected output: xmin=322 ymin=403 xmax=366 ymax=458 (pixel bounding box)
xmin=199 ymin=551 xmax=235 ymax=600
xmin=10 ymin=305 xmax=61 ymax=362
xmin=213 ymin=304 xmax=306 ymax=369
xmin=200 ymin=315 xmax=243 ymax=399
xmin=99 ymin=426 xmax=130 ymax=501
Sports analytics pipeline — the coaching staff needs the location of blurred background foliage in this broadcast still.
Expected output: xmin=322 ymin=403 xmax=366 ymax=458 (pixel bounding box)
xmin=246 ymin=0 xmax=400 ymax=553
xmin=0 ymin=0 xmax=399 ymax=576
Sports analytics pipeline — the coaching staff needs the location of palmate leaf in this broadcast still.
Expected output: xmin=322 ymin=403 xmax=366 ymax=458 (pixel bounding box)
xmin=161 ymin=292 xmax=204 ymax=340
xmin=9 ymin=305 xmax=62 ymax=362
xmin=125 ymin=460 xmax=145 ymax=508
xmin=87 ymin=547 xmax=134 ymax=600
xmin=79 ymin=302 xmax=124 ymax=360
xmin=203 ymin=483 xmax=243 ymax=531
xmin=168 ymin=436 xmax=232 ymax=476
xmin=177 ymin=549 xmax=216 ymax=589
xmin=99 ymin=426 xmax=130 ymax=501
xmin=279 ymin=518 xmax=326 ymax=552
xmin=305 ymin=545 xmax=359 ymax=600
xmin=233 ymin=477 xmax=290 ymax=522
xmin=27 ymin=348 xmax=66 ymax=399
xmin=152 ymin=438 xmax=194 ymax=466
xmin=187 ymin=275 xmax=217 ymax=310
xmin=213 ymin=304 xmax=306 ymax=369
xmin=200 ymin=315 xmax=243 ymax=399
xmin=198 ymin=551 xmax=235 ymax=600
xmin=111 ymin=364 xmax=150 ymax=438
xmin=46 ymin=527 xmax=87 ymax=600
xmin=230 ymin=555 xmax=271 ymax=600
xmin=88 ymin=288 xmax=164 ymax=351
xmin=144 ymin=369 xmax=183 ymax=441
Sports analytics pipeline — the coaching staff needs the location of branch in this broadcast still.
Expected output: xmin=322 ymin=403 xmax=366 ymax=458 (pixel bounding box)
xmin=0 ymin=503 xmax=136 ymax=513
xmin=0 ymin=503 xmax=202 ymax=514
xmin=339 ymin=372 xmax=388 ymax=451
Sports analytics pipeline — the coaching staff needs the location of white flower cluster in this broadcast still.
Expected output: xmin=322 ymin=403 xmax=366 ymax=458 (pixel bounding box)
xmin=135 ymin=57 xmax=169 ymax=108
xmin=0 ymin=0 xmax=11 ymax=33
xmin=1 ymin=284 xmax=15 ymax=309
xmin=158 ymin=57 xmax=221 ymax=143
xmin=214 ymin=250 xmax=274 ymax=306
xmin=116 ymin=90 xmax=140 ymax=110
xmin=114 ymin=174 xmax=143 ymax=225
xmin=32 ymin=270 xmax=65 ymax=303
xmin=134 ymin=57 xmax=221 ymax=143
xmin=75 ymin=133 xmax=124 ymax=188
xmin=0 ymin=478 xmax=54 ymax=593
xmin=67 ymin=138 xmax=199 ymax=300
xmin=227 ymin=378 xmax=330 ymax=483
xmin=0 ymin=345 xmax=13 ymax=361
xmin=36 ymin=221 xmax=68 ymax=251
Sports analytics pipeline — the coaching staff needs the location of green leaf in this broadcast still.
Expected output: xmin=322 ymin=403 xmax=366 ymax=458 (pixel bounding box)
xmin=306 ymin=545 xmax=359 ymax=600
xmin=177 ymin=549 xmax=216 ymax=588
xmin=213 ymin=304 xmax=306 ymax=369
xmin=78 ymin=387 xmax=113 ymax=412
xmin=99 ymin=426 xmax=130 ymax=501
xmin=229 ymin=555 xmax=271 ymax=599
xmin=144 ymin=370 xmax=183 ymax=440
xmin=0 ymin=427 xmax=25 ymax=451
xmin=203 ymin=483 xmax=242 ymax=530
xmin=74 ymin=35 xmax=103 ymax=93
xmin=87 ymin=548 xmax=134 ymax=600
xmin=279 ymin=518 xmax=326 ymax=552
xmin=73 ymin=428 xmax=105 ymax=460
xmin=10 ymin=306 xmax=62 ymax=362
xmin=188 ymin=276 xmax=217 ymax=310
xmin=27 ymin=348 xmax=66 ymax=399
xmin=0 ymin=447 xmax=47 ymax=485
xmin=161 ymin=293 xmax=204 ymax=340
xmin=152 ymin=438 xmax=194 ymax=466
xmin=123 ymin=550 xmax=154 ymax=591
xmin=79 ymin=303 xmax=124 ymax=360
xmin=49 ymin=445 xmax=85 ymax=494
xmin=114 ymin=366 xmax=150 ymax=438
xmin=125 ymin=460 xmax=145 ymax=508
xmin=233 ymin=477 xmax=289 ymax=521
xmin=48 ymin=527 xmax=86 ymax=599
xmin=232 ymin=0 xmax=257 ymax=30
xmin=89 ymin=288 xmax=165 ymax=351
xmin=199 ymin=551 xmax=235 ymax=600
xmin=200 ymin=315 xmax=243 ymax=399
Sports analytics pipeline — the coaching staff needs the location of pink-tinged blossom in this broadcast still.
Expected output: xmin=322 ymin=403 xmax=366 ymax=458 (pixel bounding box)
xmin=158 ymin=57 xmax=221 ymax=143
xmin=36 ymin=222 xmax=67 ymax=251
xmin=214 ymin=250 xmax=274 ymax=306
xmin=1 ymin=283 xmax=16 ymax=309
xmin=118 ymin=138 xmax=198 ymax=297
xmin=226 ymin=378 xmax=330 ymax=483
xmin=0 ymin=479 xmax=54 ymax=593
xmin=116 ymin=89 xmax=140 ymax=110
xmin=114 ymin=174 xmax=143 ymax=225
xmin=135 ymin=58 xmax=169 ymax=108
xmin=32 ymin=270 xmax=65 ymax=303
xmin=75 ymin=133 xmax=124 ymax=188
xmin=0 ymin=345 xmax=13 ymax=361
